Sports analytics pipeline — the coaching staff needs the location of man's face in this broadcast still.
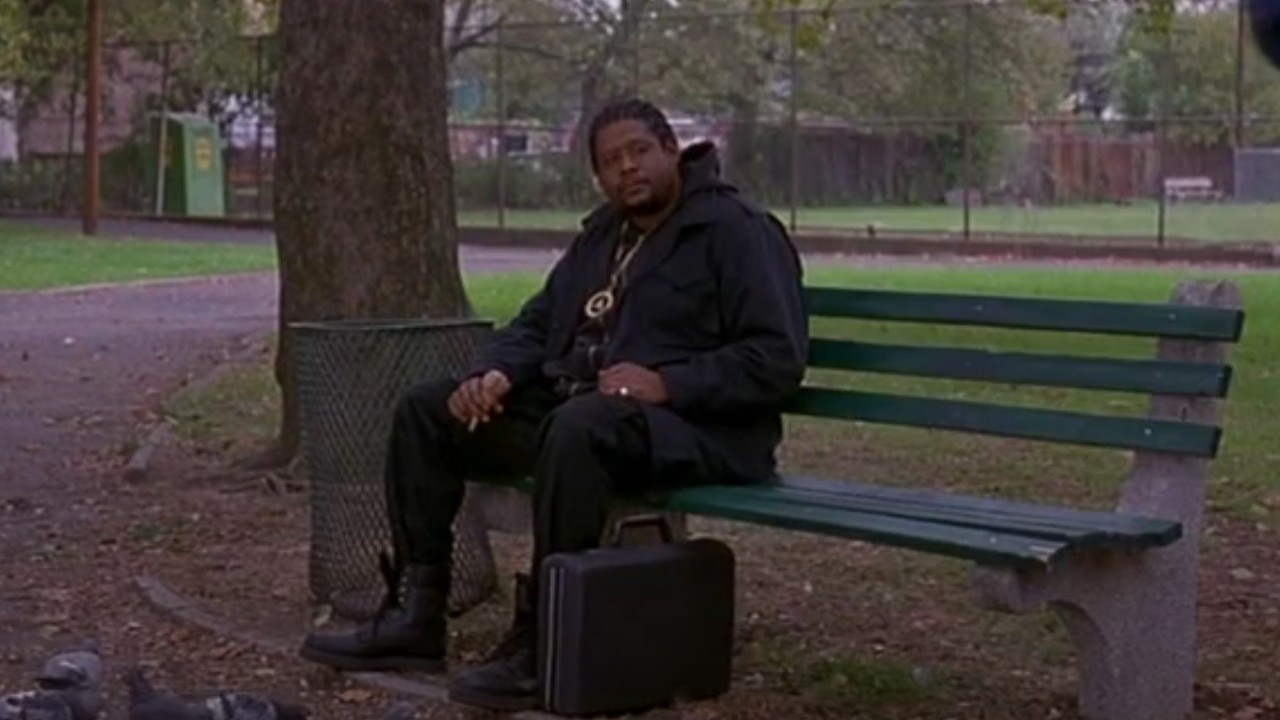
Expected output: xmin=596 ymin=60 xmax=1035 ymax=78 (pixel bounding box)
xmin=593 ymin=119 xmax=681 ymax=215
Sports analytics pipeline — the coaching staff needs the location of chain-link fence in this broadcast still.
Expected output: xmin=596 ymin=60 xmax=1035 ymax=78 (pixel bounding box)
xmin=4 ymin=1 xmax=1280 ymax=244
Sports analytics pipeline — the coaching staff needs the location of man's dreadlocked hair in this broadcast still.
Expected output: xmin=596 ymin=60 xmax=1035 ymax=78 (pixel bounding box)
xmin=587 ymin=98 xmax=679 ymax=170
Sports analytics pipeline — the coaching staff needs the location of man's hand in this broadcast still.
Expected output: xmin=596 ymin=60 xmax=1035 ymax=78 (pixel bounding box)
xmin=448 ymin=369 xmax=512 ymax=430
xmin=599 ymin=362 xmax=669 ymax=405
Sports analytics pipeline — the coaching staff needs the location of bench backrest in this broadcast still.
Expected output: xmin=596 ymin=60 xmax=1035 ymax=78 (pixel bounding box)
xmin=789 ymin=286 xmax=1245 ymax=459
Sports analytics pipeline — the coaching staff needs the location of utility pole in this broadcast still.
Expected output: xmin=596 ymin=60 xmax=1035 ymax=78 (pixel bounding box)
xmin=82 ymin=0 xmax=103 ymax=235
xmin=1234 ymin=0 xmax=1246 ymax=148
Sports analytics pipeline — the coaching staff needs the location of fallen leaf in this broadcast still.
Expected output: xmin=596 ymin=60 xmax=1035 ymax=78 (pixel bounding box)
xmin=210 ymin=644 xmax=239 ymax=660
xmin=312 ymin=604 xmax=333 ymax=628
xmin=1230 ymin=568 xmax=1258 ymax=582
xmin=337 ymin=689 xmax=373 ymax=703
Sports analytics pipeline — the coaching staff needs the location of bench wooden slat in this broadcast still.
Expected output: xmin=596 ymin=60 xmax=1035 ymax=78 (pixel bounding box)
xmin=807 ymin=339 xmax=1232 ymax=397
xmin=805 ymin=287 xmax=1244 ymax=341
xmin=666 ymin=485 xmax=1069 ymax=568
xmin=776 ymin=476 xmax=1179 ymax=541
xmin=705 ymin=486 xmax=1127 ymax=547
xmin=788 ymin=387 xmax=1222 ymax=457
xmin=748 ymin=479 xmax=1181 ymax=549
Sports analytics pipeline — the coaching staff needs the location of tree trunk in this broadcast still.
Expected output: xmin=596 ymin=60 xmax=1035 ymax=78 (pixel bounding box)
xmin=265 ymin=0 xmax=469 ymax=467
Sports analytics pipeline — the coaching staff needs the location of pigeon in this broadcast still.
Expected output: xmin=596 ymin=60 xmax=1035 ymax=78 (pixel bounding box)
xmin=203 ymin=693 xmax=308 ymax=720
xmin=34 ymin=648 xmax=102 ymax=690
xmin=123 ymin=666 xmax=307 ymax=720
xmin=0 ymin=691 xmax=73 ymax=720
xmin=123 ymin=666 xmax=213 ymax=720
xmin=32 ymin=646 xmax=103 ymax=720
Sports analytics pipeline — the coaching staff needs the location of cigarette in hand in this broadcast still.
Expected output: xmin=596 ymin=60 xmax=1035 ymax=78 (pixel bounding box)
xmin=467 ymin=417 xmax=479 ymax=432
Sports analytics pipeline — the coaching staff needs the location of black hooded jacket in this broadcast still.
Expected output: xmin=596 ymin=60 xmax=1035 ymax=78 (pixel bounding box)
xmin=467 ymin=141 xmax=809 ymax=481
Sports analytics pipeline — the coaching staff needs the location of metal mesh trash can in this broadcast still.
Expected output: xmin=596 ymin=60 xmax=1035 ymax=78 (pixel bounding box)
xmin=292 ymin=317 xmax=496 ymax=620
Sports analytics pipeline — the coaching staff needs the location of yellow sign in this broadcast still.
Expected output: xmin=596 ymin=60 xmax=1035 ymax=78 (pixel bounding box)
xmin=194 ymin=137 xmax=214 ymax=172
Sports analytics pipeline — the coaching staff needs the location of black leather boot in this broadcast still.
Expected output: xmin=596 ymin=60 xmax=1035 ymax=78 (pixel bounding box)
xmin=448 ymin=573 xmax=539 ymax=711
xmin=300 ymin=552 xmax=447 ymax=673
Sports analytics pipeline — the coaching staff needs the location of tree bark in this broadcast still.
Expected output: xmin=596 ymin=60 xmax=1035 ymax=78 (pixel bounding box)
xmin=265 ymin=0 xmax=469 ymax=467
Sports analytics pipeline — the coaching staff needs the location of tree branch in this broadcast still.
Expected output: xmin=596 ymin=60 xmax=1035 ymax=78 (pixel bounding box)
xmin=449 ymin=0 xmax=477 ymax=50
xmin=448 ymin=11 xmax=507 ymax=59
xmin=566 ymin=0 xmax=617 ymax=26
xmin=467 ymin=38 xmax=566 ymax=63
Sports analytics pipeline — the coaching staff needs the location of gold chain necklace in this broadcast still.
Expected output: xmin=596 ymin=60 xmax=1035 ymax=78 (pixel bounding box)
xmin=583 ymin=223 xmax=647 ymax=320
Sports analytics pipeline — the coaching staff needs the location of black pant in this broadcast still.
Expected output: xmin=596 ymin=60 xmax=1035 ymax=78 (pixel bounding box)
xmin=383 ymin=378 xmax=719 ymax=588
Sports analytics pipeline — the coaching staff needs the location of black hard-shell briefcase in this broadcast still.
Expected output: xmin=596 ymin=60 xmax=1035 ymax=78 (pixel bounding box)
xmin=536 ymin=515 xmax=735 ymax=717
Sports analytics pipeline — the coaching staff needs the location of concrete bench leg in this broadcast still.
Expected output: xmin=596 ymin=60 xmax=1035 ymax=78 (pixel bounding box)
xmin=971 ymin=542 xmax=1196 ymax=720
xmin=970 ymin=279 xmax=1240 ymax=720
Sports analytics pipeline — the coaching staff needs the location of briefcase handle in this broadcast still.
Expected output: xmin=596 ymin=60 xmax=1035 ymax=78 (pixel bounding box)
xmin=606 ymin=513 xmax=675 ymax=547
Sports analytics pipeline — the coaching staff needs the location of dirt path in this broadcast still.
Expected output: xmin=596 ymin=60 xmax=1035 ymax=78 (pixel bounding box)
xmin=0 ymin=241 xmax=557 ymax=530
xmin=0 ymin=275 xmax=273 ymax=653
xmin=1 ymin=274 xmax=273 ymax=496
xmin=0 ymin=250 xmax=558 ymax=695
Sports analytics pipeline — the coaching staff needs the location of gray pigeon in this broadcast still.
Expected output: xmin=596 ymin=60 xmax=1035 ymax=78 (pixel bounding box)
xmin=0 ymin=691 xmax=73 ymax=720
xmin=123 ymin=666 xmax=213 ymax=720
xmin=33 ymin=647 xmax=103 ymax=720
xmin=123 ymin=667 xmax=307 ymax=720
xmin=203 ymin=693 xmax=308 ymax=720
xmin=34 ymin=649 xmax=102 ymax=690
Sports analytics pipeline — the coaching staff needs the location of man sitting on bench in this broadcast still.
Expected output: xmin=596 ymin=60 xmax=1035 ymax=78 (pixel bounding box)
xmin=298 ymin=98 xmax=809 ymax=712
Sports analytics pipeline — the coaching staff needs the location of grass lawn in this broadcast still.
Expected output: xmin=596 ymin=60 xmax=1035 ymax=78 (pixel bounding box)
xmin=460 ymin=201 xmax=1280 ymax=243
xmin=176 ymin=264 xmax=1279 ymax=526
xmin=0 ymin=221 xmax=277 ymax=291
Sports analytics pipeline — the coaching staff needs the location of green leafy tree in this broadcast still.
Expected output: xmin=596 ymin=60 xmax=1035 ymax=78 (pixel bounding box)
xmin=1116 ymin=6 xmax=1280 ymax=144
xmin=0 ymin=0 xmax=274 ymax=128
xmin=0 ymin=0 xmax=84 ymax=118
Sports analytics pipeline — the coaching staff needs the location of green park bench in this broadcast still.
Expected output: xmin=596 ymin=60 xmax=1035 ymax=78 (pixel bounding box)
xmin=470 ymin=277 xmax=1245 ymax=720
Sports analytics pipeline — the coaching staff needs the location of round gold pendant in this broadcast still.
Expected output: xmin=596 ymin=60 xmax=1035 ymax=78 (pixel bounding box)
xmin=584 ymin=289 xmax=615 ymax=319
